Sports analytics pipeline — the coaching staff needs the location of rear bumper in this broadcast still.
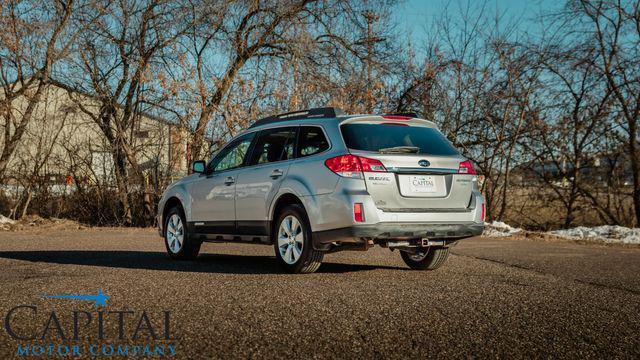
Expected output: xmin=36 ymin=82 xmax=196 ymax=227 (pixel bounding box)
xmin=312 ymin=222 xmax=484 ymax=251
xmin=303 ymin=176 xmax=485 ymax=233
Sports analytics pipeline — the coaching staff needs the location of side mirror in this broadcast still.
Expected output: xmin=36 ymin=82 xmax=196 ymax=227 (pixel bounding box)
xmin=191 ymin=160 xmax=206 ymax=174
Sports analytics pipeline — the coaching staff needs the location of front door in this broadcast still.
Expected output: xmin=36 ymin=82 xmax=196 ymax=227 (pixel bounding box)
xmin=235 ymin=126 xmax=297 ymax=236
xmin=188 ymin=132 xmax=255 ymax=234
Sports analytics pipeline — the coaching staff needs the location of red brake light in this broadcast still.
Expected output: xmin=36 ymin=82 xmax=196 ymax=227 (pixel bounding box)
xmin=481 ymin=203 xmax=485 ymax=222
xmin=381 ymin=115 xmax=411 ymax=120
xmin=458 ymin=160 xmax=477 ymax=175
xmin=324 ymin=154 xmax=386 ymax=178
xmin=354 ymin=203 xmax=365 ymax=222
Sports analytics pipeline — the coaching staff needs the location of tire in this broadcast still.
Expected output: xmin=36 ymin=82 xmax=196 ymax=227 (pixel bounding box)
xmin=273 ymin=204 xmax=324 ymax=274
xmin=400 ymin=246 xmax=450 ymax=270
xmin=164 ymin=206 xmax=201 ymax=260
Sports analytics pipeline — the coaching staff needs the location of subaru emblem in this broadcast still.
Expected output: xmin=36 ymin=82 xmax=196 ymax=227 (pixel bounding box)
xmin=418 ymin=159 xmax=430 ymax=167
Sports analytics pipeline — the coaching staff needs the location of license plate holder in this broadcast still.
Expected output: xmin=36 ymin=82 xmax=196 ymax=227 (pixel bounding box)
xmin=408 ymin=175 xmax=437 ymax=193
xmin=399 ymin=174 xmax=446 ymax=197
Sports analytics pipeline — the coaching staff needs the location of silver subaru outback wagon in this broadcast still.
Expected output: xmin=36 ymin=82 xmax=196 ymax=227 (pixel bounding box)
xmin=157 ymin=107 xmax=484 ymax=273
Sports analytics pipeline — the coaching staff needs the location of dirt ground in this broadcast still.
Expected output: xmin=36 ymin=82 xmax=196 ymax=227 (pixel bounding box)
xmin=0 ymin=228 xmax=639 ymax=359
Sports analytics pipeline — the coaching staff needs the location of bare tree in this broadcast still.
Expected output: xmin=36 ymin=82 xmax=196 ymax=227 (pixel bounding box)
xmin=67 ymin=0 xmax=194 ymax=225
xmin=9 ymin=93 xmax=70 ymax=218
xmin=525 ymin=42 xmax=612 ymax=227
xmin=184 ymin=0 xmax=397 ymax=162
xmin=0 ymin=0 xmax=75 ymax=181
xmin=394 ymin=1 xmax=540 ymax=221
xmin=571 ymin=0 xmax=640 ymax=225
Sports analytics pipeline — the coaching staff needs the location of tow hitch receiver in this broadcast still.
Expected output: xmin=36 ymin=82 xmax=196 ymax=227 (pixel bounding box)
xmin=387 ymin=238 xmax=447 ymax=248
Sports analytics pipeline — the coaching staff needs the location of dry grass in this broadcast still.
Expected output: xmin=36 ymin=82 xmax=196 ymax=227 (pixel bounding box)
xmin=493 ymin=186 xmax=634 ymax=231
xmin=0 ymin=214 xmax=87 ymax=232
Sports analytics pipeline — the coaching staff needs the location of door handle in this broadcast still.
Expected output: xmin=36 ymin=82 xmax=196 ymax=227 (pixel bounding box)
xmin=270 ymin=169 xmax=284 ymax=179
xmin=224 ymin=176 xmax=235 ymax=185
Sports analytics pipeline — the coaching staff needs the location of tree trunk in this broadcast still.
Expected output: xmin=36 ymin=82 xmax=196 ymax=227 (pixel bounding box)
xmin=629 ymin=119 xmax=640 ymax=227
xmin=112 ymin=146 xmax=132 ymax=226
xmin=20 ymin=189 xmax=33 ymax=219
xmin=0 ymin=84 xmax=47 ymax=180
xmin=190 ymin=55 xmax=248 ymax=162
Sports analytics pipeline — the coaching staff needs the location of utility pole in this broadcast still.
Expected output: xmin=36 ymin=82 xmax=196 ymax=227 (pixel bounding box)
xmin=362 ymin=10 xmax=379 ymax=113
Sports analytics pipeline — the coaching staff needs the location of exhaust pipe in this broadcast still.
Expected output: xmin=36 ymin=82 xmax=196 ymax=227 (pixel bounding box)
xmin=387 ymin=241 xmax=412 ymax=248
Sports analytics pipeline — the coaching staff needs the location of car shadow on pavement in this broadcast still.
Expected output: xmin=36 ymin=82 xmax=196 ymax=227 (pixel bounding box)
xmin=0 ymin=251 xmax=405 ymax=274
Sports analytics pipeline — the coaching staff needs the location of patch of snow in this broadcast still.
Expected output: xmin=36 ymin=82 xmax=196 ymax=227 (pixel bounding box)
xmin=483 ymin=221 xmax=523 ymax=237
xmin=549 ymin=225 xmax=640 ymax=245
xmin=483 ymin=220 xmax=640 ymax=245
xmin=0 ymin=215 xmax=15 ymax=224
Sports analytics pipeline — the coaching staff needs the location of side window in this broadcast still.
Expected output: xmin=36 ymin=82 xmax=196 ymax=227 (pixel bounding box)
xmin=297 ymin=126 xmax=329 ymax=158
xmin=210 ymin=133 xmax=255 ymax=172
xmin=249 ymin=127 xmax=297 ymax=165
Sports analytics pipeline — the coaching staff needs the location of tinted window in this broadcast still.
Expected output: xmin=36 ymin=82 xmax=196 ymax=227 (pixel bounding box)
xmin=340 ymin=123 xmax=459 ymax=156
xmin=297 ymin=126 xmax=329 ymax=157
xmin=249 ymin=127 xmax=297 ymax=165
xmin=211 ymin=133 xmax=255 ymax=172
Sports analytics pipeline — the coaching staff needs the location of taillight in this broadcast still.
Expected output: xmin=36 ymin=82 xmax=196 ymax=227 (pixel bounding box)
xmin=481 ymin=203 xmax=485 ymax=222
xmin=354 ymin=203 xmax=365 ymax=222
xmin=358 ymin=156 xmax=387 ymax=172
xmin=324 ymin=154 xmax=386 ymax=178
xmin=458 ymin=160 xmax=477 ymax=175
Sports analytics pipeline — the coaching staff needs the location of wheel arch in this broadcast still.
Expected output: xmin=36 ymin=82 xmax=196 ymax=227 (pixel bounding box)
xmin=271 ymin=193 xmax=304 ymax=219
xmin=270 ymin=193 xmax=309 ymax=235
xmin=162 ymin=196 xmax=185 ymax=236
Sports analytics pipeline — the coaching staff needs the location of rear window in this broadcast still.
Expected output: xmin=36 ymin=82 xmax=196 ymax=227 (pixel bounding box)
xmin=340 ymin=123 xmax=459 ymax=156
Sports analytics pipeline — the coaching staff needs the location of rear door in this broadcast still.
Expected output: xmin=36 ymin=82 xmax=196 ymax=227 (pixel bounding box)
xmin=340 ymin=119 xmax=474 ymax=211
xmin=234 ymin=126 xmax=297 ymax=235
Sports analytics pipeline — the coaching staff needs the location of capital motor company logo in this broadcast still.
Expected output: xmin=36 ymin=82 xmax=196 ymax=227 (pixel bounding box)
xmin=3 ymin=290 xmax=177 ymax=358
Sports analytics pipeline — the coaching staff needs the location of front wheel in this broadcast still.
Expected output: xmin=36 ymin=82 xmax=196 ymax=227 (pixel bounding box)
xmin=400 ymin=246 xmax=450 ymax=270
xmin=164 ymin=206 xmax=201 ymax=260
xmin=273 ymin=204 xmax=324 ymax=274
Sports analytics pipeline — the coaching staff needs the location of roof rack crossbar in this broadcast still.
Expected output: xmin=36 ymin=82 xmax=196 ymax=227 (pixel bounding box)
xmin=249 ymin=107 xmax=345 ymax=128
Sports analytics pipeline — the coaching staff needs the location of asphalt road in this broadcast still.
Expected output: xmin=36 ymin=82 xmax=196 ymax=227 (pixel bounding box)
xmin=0 ymin=228 xmax=639 ymax=359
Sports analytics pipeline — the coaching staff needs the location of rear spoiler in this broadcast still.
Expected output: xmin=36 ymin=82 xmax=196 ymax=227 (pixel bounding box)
xmin=341 ymin=114 xmax=436 ymax=128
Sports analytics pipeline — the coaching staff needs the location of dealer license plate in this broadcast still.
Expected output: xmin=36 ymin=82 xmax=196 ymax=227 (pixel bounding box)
xmin=408 ymin=175 xmax=437 ymax=193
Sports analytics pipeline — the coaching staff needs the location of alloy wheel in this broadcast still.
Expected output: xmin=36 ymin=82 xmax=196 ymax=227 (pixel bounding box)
xmin=166 ymin=214 xmax=184 ymax=253
xmin=277 ymin=215 xmax=304 ymax=264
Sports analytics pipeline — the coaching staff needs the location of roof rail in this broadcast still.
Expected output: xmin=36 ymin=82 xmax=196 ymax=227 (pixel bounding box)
xmin=249 ymin=107 xmax=345 ymax=128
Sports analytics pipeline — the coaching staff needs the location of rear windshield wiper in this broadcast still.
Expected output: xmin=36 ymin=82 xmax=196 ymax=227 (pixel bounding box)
xmin=378 ymin=146 xmax=420 ymax=154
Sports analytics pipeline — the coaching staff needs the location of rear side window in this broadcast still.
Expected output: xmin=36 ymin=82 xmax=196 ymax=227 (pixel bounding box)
xmin=249 ymin=127 xmax=297 ymax=165
xmin=340 ymin=123 xmax=459 ymax=156
xmin=297 ymin=126 xmax=329 ymax=157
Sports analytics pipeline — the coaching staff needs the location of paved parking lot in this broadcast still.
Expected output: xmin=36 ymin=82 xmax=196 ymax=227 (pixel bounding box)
xmin=0 ymin=228 xmax=639 ymax=358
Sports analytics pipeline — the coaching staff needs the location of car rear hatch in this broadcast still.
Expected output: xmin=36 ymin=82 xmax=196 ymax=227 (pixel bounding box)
xmin=340 ymin=116 xmax=475 ymax=212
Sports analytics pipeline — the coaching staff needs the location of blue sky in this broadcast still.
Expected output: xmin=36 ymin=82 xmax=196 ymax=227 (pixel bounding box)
xmin=395 ymin=0 xmax=561 ymax=47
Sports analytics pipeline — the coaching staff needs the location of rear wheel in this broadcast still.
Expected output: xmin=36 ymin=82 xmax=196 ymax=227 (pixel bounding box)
xmin=164 ymin=206 xmax=201 ymax=260
xmin=400 ymin=246 xmax=450 ymax=270
xmin=273 ymin=204 xmax=323 ymax=274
